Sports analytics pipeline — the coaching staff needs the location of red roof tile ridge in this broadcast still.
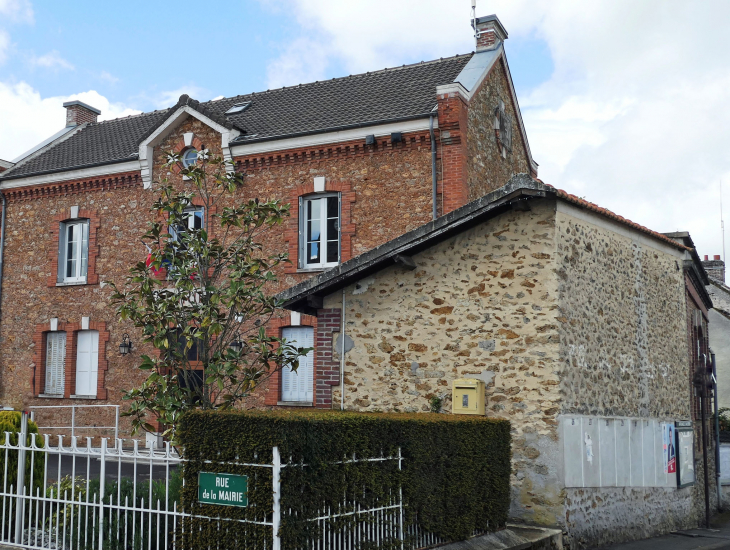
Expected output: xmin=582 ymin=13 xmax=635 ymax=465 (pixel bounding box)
xmin=542 ymin=183 xmax=690 ymax=251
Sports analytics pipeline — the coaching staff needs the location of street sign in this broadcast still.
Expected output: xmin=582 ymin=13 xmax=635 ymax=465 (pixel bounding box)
xmin=198 ymin=472 xmax=248 ymax=507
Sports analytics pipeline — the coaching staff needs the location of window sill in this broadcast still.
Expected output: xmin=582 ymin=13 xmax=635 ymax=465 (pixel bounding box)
xmin=55 ymin=281 xmax=88 ymax=287
xmin=37 ymin=394 xmax=64 ymax=399
xmin=297 ymin=267 xmax=339 ymax=273
xmin=277 ymin=401 xmax=313 ymax=407
xmin=70 ymin=394 xmax=97 ymax=400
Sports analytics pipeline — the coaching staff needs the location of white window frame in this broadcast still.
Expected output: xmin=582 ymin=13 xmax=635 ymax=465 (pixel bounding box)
xmin=44 ymin=331 xmax=66 ymax=397
xmin=298 ymin=193 xmax=341 ymax=270
xmin=59 ymin=219 xmax=89 ymax=284
xmin=170 ymin=206 xmax=204 ymax=240
xmin=281 ymin=326 xmax=314 ymax=403
xmin=182 ymin=148 xmax=198 ymax=168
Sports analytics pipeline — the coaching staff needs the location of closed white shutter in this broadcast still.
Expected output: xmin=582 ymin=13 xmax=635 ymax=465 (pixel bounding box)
xmin=44 ymin=332 xmax=66 ymax=396
xmin=281 ymin=327 xmax=314 ymax=402
xmin=75 ymin=330 xmax=99 ymax=397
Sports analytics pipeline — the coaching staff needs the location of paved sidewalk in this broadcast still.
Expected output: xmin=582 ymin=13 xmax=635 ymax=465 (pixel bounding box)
xmin=599 ymin=512 xmax=730 ymax=550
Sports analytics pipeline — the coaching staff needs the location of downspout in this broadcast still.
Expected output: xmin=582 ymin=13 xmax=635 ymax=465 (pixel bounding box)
xmin=430 ymin=106 xmax=438 ymax=221
xmin=340 ymin=288 xmax=346 ymax=410
xmin=713 ymin=352 xmax=722 ymax=509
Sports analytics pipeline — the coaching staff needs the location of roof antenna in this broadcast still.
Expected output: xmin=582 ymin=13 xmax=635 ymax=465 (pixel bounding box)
xmin=471 ymin=0 xmax=478 ymax=51
xmin=722 ymin=180 xmax=726 ymax=271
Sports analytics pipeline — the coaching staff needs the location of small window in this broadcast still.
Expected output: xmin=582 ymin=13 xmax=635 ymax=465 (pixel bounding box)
xmin=170 ymin=207 xmax=204 ymax=241
xmin=44 ymin=331 xmax=66 ymax=396
xmin=494 ymin=100 xmax=512 ymax=154
xmin=225 ymin=102 xmax=251 ymax=115
xmin=299 ymin=194 xmax=340 ymax=269
xmin=182 ymin=148 xmax=198 ymax=168
xmin=58 ymin=220 xmax=89 ymax=283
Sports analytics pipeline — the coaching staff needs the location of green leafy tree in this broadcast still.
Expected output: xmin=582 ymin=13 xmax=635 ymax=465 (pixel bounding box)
xmin=109 ymin=151 xmax=308 ymax=442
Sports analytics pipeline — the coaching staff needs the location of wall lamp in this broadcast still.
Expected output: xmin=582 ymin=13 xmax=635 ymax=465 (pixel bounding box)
xmin=119 ymin=333 xmax=133 ymax=356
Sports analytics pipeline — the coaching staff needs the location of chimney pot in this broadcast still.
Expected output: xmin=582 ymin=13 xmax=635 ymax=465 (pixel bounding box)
xmin=715 ymin=255 xmax=721 ymax=261
xmin=62 ymin=100 xmax=101 ymax=127
xmin=473 ymin=14 xmax=508 ymax=52
xmin=704 ymin=255 xmax=709 ymax=261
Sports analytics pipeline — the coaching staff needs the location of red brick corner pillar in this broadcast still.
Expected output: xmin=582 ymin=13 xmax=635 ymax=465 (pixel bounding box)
xmin=437 ymin=91 xmax=469 ymax=215
xmin=315 ymin=308 xmax=342 ymax=408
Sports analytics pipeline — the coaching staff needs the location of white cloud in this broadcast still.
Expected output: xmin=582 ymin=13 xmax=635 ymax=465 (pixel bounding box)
xmin=100 ymin=71 xmax=120 ymax=84
xmin=145 ymin=84 xmax=211 ymax=110
xmin=29 ymin=50 xmax=74 ymax=70
xmin=0 ymin=83 xmax=140 ymax=161
xmin=261 ymin=0 xmax=730 ymax=268
xmin=0 ymin=30 xmax=9 ymax=64
xmin=0 ymin=0 xmax=33 ymax=24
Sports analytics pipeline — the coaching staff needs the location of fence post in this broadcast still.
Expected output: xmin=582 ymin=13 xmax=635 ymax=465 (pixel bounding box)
xmin=98 ymin=437 xmax=107 ymax=550
xmin=13 ymin=411 xmax=28 ymax=545
xmin=398 ymin=446 xmax=404 ymax=550
xmin=114 ymin=406 xmax=119 ymax=442
xmin=71 ymin=405 xmax=75 ymax=440
xmin=272 ymin=446 xmax=281 ymax=550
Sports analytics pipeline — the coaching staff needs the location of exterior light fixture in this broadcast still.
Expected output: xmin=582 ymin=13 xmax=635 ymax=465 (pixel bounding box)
xmin=119 ymin=333 xmax=133 ymax=356
xmin=230 ymin=333 xmax=243 ymax=354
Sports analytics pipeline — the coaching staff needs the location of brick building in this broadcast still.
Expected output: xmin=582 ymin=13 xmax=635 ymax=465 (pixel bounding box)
xmin=279 ymin=175 xmax=717 ymax=548
xmin=0 ymin=15 xmax=537 ymax=433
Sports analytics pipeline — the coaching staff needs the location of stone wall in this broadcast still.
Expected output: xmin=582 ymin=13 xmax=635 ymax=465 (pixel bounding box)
xmin=323 ymin=199 xmax=564 ymax=525
xmin=553 ymin=202 xmax=713 ymax=547
xmin=465 ymin=60 xmax=531 ymax=202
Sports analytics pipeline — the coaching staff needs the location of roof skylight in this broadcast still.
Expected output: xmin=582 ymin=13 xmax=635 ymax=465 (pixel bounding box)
xmin=225 ymin=102 xmax=251 ymax=115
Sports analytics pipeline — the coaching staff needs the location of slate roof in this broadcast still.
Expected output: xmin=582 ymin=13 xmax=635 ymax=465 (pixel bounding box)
xmin=277 ymin=174 xmax=691 ymax=315
xmin=1 ymin=54 xmax=473 ymax=181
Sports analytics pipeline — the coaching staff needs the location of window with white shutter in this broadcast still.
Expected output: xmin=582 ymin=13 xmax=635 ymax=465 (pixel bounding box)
xmin=281 ymin=327 xmax=314 ymax=402
xmin=44 ymin=332 xmax=66 ymax=396
xmin=75 ymin=330 xmax=99 ymax=397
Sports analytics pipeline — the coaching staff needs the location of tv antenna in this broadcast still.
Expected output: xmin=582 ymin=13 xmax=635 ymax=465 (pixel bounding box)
xmin=471 ymin=0 xmax=478 ymax=50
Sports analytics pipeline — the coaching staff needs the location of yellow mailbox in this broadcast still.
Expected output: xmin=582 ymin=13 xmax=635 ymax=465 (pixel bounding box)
xmin=452 ymin=378 xmax=485 ymax=415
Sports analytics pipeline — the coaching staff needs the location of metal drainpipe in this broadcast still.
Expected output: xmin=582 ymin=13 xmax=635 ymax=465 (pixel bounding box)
xmin=340 ymin=288 xmax=346 ymax=410
xmin=713 ymin=352 xmax=722 ymax=509
xmin=429 ymin=108 xmax=438 ymax=221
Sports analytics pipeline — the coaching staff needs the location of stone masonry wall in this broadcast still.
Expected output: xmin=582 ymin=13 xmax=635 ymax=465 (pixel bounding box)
xmin=466 ymin=60 xmax=531 ymax=202
xmin=553 ymin=204 xmax=708 ymax=548
xmin=323 ymin=200 xmax=564 ymax=525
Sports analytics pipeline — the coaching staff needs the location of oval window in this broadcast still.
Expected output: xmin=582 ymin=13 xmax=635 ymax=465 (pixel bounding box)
xmin=182 ymin=148 xmax=198 ymax=168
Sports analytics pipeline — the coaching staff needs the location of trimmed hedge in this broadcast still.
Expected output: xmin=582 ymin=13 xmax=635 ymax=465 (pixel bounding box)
xmin=178 ymin=410 xmax=511 ymax=549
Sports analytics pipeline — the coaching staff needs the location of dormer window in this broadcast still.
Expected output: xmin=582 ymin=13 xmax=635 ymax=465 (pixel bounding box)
xmin=182 ymin=148 xmax=198 ymax=168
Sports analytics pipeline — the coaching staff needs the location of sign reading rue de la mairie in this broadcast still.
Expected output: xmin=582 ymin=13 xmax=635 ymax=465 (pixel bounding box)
xmin=198 ymin=472 xmax=248 ymax=507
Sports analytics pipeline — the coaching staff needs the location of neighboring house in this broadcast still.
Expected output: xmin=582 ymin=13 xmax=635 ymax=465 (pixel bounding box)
xmin=0 ymin=15 xmax=536 ymax=431
xmin=279 ymin=175 xmax=717 ymax=549
xmin=701 ymin=256 xmax=730 ymax=409
xmin=0 ymin=160 xmax=13 ymax=174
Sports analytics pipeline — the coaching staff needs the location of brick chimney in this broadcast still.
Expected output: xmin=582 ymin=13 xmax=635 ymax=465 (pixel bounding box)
xmin=474 ymin=14 xmax=508 ymax=52
xmin=701 ymin=254 xmax=725 ymax=284
xmin=63 ymin=100 xmax=101 ymax=127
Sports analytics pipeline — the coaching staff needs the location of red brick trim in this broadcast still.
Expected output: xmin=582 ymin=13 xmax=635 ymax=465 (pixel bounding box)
xmin=314 ymin=308 xmax=341 ymax=409
xmin=234 ymin=131 xmax=431 ymax=172
xmin=3 ymin=171 xmax=141 ymax=203
xmin=264 ymin=313 xmax=318 ymax=406
xmin=283 ymin=181 xmax=356 ymax=274
xmin=47 ymin=208 xmax=101 ymax=287
xmin=31 ymin=320 xmax=110 ymax=399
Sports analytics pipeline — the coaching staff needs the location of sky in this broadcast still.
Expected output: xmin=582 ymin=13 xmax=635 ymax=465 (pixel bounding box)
xmin=1 ymin=0 xmax=729 ymax=267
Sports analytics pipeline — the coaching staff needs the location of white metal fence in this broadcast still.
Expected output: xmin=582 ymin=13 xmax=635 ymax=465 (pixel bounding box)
xmin=28 ymin=404 xmax=121 ymax=441
xmin=0 ymin=414 xmax=460 ymax=550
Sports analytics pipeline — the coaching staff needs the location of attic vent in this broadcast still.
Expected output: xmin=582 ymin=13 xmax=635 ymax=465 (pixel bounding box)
xmin=225 ymin=102 xmax=251 ymax=115
xmin=494 ymin=99 xmax=512 ymax=155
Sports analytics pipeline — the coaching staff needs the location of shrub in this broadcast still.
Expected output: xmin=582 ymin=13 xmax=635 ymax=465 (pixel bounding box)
xmin=178 ymin=409 xmax=511 ymax=549
xmin=0 ymin=411 xmax=45 ymax=494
